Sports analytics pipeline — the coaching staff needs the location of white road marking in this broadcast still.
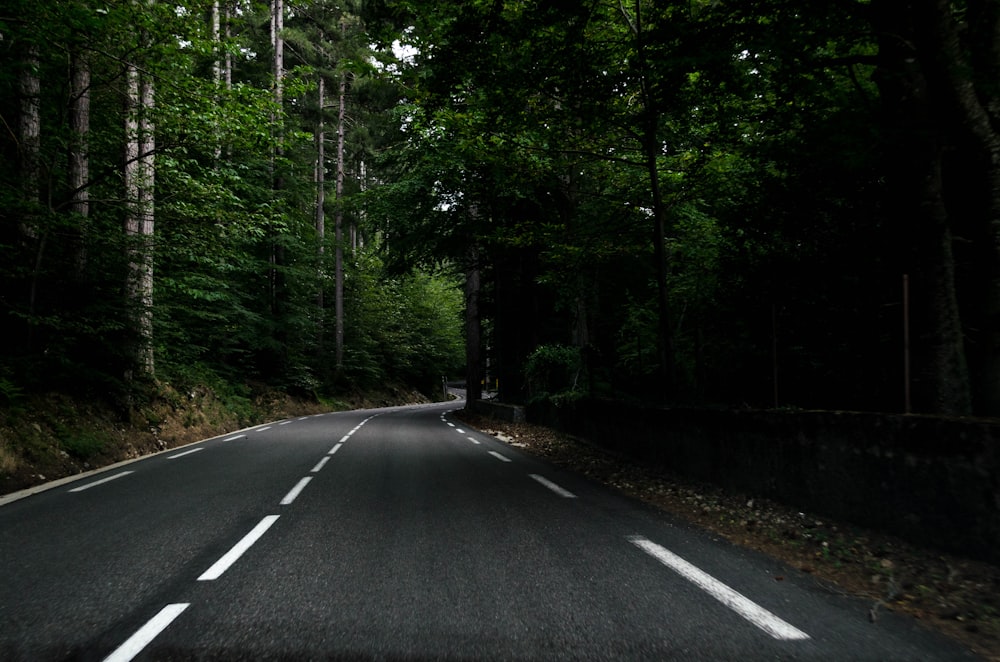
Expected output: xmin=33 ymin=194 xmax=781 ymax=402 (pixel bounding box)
xmin=488 ymin=451 xmax=512 ymax=463
xmin=529 ymin=474 xmax=576 ymax=498
xmin=102 ymin=602 xmax=190 ymax=662
xmin=198 ymin=515 xmax=280 ymax=581
xmin=256 ymin=426 xmax=271 ymax=432
xmin=456 ymin=428 xmax=465 ymax=434
xmin=280 ymin=477 xmax=313 ymax=505
xmin=69 ymin=471 xmax=134 ymax=493
xmin=338 ymin=434 xmax=350 ymax=443
xmin=311 ymin=457 xmax=330 ymax=473
xmin=467 ymin=437 xmax=481 ymax=445
xmin=167 ymin=448 xmax=204 ymax=459
xmin=628 ymin=535 xmax=810 ymax=641
xmin=328 ymin=443 xmax=344 ymax=455
xmin=447 ymin=422 xmax=456 ymax=427
xmin=223 ymin=434 xmax=246 ymax=442
xmin=298 ymin=416 xmax=309 ymax=421
xmin=278 ymin=420 xmax=292 ymax=426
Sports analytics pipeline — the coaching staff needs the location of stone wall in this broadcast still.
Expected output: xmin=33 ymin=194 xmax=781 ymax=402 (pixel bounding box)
xmin=469 ymin=399 xmax=526 ymax=423
xmin=527 ymin=398 xmax=1000 ymax=565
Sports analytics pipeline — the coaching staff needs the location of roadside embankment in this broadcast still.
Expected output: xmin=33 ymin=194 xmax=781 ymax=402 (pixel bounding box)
xmin=526 ymin=397 xmax=1000 ymax=566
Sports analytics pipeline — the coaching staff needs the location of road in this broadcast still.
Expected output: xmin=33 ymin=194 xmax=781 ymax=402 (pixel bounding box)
xmin=0 ymin=401 xmax=980 ymax=660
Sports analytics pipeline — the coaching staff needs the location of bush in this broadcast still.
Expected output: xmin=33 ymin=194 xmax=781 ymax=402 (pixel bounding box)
xmin=525 ymin=344 xmax=583 ymax=402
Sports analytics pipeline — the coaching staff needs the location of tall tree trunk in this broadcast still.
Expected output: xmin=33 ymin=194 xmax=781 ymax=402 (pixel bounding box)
xmin=211 ymin=2 xmax=221 ymax=85
xmin=18 ymin=42 xmax=42 ymax=345
xmin=621 ymin=0 xmax=676 ymax=401
xmin=211 ymin=1 xmax=223 ymax=161
xmin=69 ymin=49 xmax=91 ymax=277
xmin=124 ymin=63 xmax=156 ymax=380
xmin=268 ymin=0 xmax=286 ymax=350
xmin=224 ymin=4 xmax=232 ymax=91
xmin=334 ymin=61 xmax=346 ymax=370
xmin=18 ymin=43 xmax=41 ymax=241
xmin=919 ymin=0 xmax=1000 ymax=414
xmin=464 ymin=244 xmax=483 ymax=406
xmin=873 ymin=1 xmax=970 ymax=414
xmin=315 ymin=74 xmax=326 ymax=316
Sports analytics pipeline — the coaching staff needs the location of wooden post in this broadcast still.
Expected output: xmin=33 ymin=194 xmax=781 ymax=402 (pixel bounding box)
xmin=903 ymin=274 xmax=911 ymax=414
xmin=772 ymin=303 xmax=779 ymax=408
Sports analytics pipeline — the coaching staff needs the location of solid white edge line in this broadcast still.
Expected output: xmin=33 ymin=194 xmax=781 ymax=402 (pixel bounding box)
xmin=280 ymin=477 xmax=313 ymax=505
xmin=311 ymin=457 xmax=331 ymax=473
xmin=167 ymin=448 xmax=204 ymax=459
xmin=529 ymin=473 xmax=576 ymax=498
xmin=488 ymin=451 xmax=512 ymax=463
xmin=223 ymin=434 xmax=246 ymax=441
xmin=466 ymin=436 xmax=481 ymax=445
xmin=628 ymin=535 xmax=809 ymax=641
xmin=198 ymin=515 xmax=280 ymax=581
xmin=328 ymin=443 xmax=344 ymax=455
xmin=69 ymin=471 xmax=134 ymax=493
xmin=102 ymin=602 xmax=190 ymax=662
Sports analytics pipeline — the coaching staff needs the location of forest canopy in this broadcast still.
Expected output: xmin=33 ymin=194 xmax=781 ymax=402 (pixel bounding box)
xmin=2 ymin=1 xmax=997 ymax=417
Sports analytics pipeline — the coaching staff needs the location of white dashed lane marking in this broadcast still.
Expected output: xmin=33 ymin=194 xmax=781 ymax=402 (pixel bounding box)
xmin=280 ymin=477 xmax=313 ymax=505
xmin=529 ymin=474 xmax=576 ymax=498
xmin=167 ymin=448 xmax=203 ymax=460
xmin=628 ymin=535 xmax=809 ymax=641
xmin=198 ymin=516 xmax=280 ymax=581
xmin=69 ymin=471 xmax=134 ymax=493
xmin=103 ymin=603 xmax=190 ymax=662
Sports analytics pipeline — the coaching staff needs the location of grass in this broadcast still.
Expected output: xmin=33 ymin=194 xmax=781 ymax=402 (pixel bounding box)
xmin=59 ymin=429 xmax=109 ymax=461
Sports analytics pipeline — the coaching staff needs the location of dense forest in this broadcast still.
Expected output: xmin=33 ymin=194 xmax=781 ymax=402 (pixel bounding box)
xmin=2 ymin=1 xmax=998 ymax=417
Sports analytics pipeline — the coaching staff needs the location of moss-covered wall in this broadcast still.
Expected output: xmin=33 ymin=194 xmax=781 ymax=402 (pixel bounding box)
xmin=528 ymin=398 xmax=1000 ymax=565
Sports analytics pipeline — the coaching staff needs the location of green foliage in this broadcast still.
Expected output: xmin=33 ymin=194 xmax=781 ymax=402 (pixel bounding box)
xmin=525 ymin=345 xmax=583 ymax=403
xmin=3 ymin=0 xmax=978 ymax=416
xmin=59 ymin=429 xmax=110 ymax=462
xmin=0 ymin=373 xmax=23 ymax=408
xmin=342 ymin=252 xmax=464 ymax=396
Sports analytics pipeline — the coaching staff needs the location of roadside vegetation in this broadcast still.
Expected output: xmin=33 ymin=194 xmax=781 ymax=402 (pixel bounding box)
xmin=0 ymin=381 xmax=433 ymax=496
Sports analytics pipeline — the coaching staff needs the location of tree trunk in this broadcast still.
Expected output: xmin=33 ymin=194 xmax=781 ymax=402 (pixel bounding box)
xmin=225 ymin=4 xmax=232 ymax=90
xmin=69 ymin=49 xmax=90 ymax=277
xmin=919 ymin=0 xmax=1000 ymax=414
xmin=124 ymin=63 xmax=156 ymax=380
xmin=316 ymin=73 xmax=326 ymax=318
xmin=464 ymin=244 xmax=483 ymax=405
xmin=211 ymin=2 xmax=221 ymax=85
xmin=334 ymin=64 xmax=347 ymax=370
xmin=18 ymin=43 xmax=41 ymax=241
xmin=873 ymin=1 xmax=970 ymax=414
xmin=623 ymin=0 xmax=677 ymax=401
xmin=211 ymin=1 xmax=223 ymax=161
xmin=18 ymin=42 xmax=42 ymax=339
xmin=269 ymin=0 xmax=285 ymax=323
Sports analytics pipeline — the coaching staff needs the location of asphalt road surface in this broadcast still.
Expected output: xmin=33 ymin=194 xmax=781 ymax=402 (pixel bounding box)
xmin=0 ymin=401 xmax=982 ymax=660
